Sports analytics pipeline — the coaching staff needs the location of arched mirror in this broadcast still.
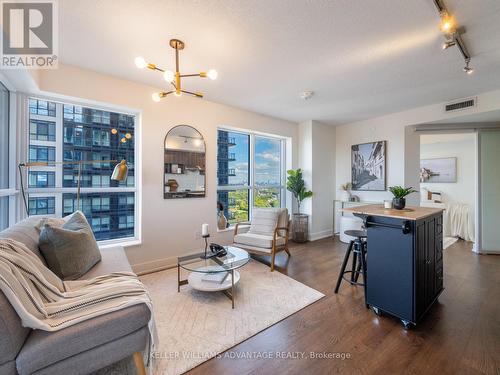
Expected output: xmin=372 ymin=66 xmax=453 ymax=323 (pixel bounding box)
xmin=164 ymin=125 xmax=206 ymax=199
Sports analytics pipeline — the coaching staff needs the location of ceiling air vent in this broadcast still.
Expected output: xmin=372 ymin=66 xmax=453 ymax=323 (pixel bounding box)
xmin=444 ymin=97 xmax=477 ymax=112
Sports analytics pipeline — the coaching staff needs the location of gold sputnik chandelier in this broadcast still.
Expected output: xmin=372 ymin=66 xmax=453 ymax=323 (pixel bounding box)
xmin=135 ymin=39 xmax=217 ymax=101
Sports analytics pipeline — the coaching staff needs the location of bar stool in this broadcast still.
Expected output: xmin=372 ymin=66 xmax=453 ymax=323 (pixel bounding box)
xmin=334 ymin=229 xmax=368 ymax=305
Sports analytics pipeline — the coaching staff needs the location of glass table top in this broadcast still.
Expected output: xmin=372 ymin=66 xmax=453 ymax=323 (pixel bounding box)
xmin=178 ymin=246 xmax=250 ymax=273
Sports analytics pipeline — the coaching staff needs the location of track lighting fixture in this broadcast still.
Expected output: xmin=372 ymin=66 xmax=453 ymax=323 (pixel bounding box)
xmin=135 ymin=39 xmax=217 ymax=101
xmin=434 ymin=0 xmax=474 ymax=74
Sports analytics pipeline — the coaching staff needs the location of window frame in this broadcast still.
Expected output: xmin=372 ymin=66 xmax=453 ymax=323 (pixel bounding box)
xmin=0 ymin=78 xmax=18 ymax=230
xmin=217 ymin=127 xmax=287 ymax=227
xmin=26 ymin=95 xmax=142 ymax=247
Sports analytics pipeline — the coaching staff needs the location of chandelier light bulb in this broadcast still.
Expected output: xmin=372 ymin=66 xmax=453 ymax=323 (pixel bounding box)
xmin=207 ymin=69 xmax=218 ymax=80
xmin=163 ymin=70 xmax=175 ymax=82
xmin=135 ymin=56 xmax=147 ymax=69
xmin=152 ymin=92 xmax=162 ymax=102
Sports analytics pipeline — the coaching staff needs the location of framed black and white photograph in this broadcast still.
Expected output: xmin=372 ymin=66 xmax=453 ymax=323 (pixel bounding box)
xmin=351 ymin=141 xmax=386 ymax=191
xmin=420 ymin=157 xmax=457 ymax=183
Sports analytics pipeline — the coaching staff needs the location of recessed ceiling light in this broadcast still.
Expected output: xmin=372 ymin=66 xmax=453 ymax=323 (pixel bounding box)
xmin=300 ymin=91 xmax=314 ymax=100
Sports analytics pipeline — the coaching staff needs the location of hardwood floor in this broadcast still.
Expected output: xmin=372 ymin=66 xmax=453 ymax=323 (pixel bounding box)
xmin=187 ymin=237 xmax=500 ymax=375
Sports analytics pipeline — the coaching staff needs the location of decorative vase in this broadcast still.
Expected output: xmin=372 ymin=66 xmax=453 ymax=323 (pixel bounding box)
xmin=392 ymin=197 xmax=406 ymax=210
xmin=340 ymin=190 xmax=351 ymax=202
xmin=292 ymin=213 xmax=309 ymax=243
xmin=167 ymin=179 xmax=179 ymax=192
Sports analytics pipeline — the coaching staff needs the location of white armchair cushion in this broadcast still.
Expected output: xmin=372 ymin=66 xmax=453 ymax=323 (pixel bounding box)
xmin=234 ymin=233 xmax=286 ymax=250
xmin=248 ymin=208 xmax=284 ymax=236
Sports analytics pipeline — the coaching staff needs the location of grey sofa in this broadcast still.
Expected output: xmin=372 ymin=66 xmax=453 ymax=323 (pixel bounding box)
xmin=0 ymin=217 xmax=150 ymax=375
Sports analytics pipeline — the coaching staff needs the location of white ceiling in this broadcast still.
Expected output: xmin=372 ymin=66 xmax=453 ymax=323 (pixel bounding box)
xmin=58 ymin=0 xmax=500 ymax=125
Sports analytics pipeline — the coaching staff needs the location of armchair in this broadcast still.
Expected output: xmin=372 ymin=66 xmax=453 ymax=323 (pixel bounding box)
xmin=233 ymin=208 xmax=291 ymax=271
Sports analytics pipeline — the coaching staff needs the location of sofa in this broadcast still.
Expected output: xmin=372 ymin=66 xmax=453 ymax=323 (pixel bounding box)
xmin=0 ymin=217 xmax=150 ymax=375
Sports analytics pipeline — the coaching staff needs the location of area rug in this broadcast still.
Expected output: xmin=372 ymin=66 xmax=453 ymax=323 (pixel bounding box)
xmin=443 ymin=236 xmax=459 ymax=249
xmin=139 ymin=260 xmax=324 ymax=375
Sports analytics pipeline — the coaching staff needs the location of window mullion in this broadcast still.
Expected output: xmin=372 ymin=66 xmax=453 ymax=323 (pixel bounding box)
xmin=249 ymin=133 xmax=255 ymax=220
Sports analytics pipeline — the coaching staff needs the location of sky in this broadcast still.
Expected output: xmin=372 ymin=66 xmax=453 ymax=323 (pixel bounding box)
xmin=224 ymin=131 xmax=281 ymax=186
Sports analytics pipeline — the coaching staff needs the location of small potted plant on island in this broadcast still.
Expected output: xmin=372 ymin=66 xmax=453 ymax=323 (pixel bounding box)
xmin=287 ymin=169 xmax=313 ymax=242
xmin=388 ymin=186 xmax=418 ymax=210
xmin=340 ymin=182 xmax=352 ymax=202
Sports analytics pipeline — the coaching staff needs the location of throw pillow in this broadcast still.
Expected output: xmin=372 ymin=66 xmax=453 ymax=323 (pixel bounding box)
xmin=39 ymin=211 xmax=102 ymax=280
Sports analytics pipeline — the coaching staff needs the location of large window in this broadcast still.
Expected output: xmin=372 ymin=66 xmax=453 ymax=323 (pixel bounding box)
xmin=0 ymin=82 xmax=10 ymax=230
xmin=217 ymin=129 xmax=285 ymax=225
xmin=27 ymin=97 xmax=138 ymax=242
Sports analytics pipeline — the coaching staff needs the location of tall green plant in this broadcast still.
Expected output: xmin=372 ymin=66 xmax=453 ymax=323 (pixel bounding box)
xmin=287 ymin=169 xmax=313 ymax=214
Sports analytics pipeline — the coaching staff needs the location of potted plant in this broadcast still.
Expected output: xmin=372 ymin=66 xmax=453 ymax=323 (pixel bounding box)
xmin=287 ymin=169 xmax=313 ymax=242
xmin=340 ymin=182 xmax=352 ymax=202
xmin=388 ymin=186 xmax=417 ymax=210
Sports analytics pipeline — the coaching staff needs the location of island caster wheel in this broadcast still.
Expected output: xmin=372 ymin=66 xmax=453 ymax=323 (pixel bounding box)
xmin=372 ymin=307 xmax=382 ymax=316
xmin=401 ymin=320 xmax=412 ymax=330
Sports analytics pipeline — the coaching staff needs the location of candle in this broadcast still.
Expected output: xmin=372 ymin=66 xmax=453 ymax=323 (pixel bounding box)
xmin=201 ymin=223 xmax=209 ymax=237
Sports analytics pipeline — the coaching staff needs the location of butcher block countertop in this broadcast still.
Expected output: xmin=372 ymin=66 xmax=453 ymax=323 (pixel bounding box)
xmin=341 ymin=204 xmax=444 ymax=221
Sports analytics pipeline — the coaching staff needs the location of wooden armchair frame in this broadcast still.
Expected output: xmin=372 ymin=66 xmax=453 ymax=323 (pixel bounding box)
xmin=234 ymin=220 xmax=291 ymax=271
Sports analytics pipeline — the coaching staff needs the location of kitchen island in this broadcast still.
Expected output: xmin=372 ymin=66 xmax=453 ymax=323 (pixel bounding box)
xmin=341 ymin=204 xmax=445 ymax=328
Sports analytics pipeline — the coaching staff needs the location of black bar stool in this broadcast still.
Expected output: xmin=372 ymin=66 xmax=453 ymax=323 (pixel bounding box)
xmin=334 ymin=230 xmax=368 ymax=306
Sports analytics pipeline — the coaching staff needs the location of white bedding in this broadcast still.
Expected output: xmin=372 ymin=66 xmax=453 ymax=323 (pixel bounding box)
xmin=421 ymin=201 xmax=474 ymax=242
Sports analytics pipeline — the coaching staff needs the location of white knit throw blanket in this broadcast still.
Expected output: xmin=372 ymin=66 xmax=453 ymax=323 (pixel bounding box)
xmin=0 ymin=238 xmax=157 ymax=366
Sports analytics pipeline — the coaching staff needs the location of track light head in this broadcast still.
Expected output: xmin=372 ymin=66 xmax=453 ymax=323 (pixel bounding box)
xmin=442 ymin=40 xmax=456 ymax=50
xmin=463 ymin=60 xmax=474 ymax=75
xmin=439 ymin=11 xmax=456 ymax=34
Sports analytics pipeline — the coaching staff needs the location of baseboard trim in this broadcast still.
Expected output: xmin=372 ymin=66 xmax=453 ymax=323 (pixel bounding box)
xmin=309 ymin=230 xmax=333 ymax=242
xmin=132 ymin=256 xmax=177 ymax=275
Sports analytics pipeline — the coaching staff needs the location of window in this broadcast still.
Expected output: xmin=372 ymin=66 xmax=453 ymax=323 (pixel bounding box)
xmin=29 ymin=197 xmax=55 ymax=215
xmin=29 ymin=145 xmax=56 ymax=162
xmin=29 ymin=98 xmax=56 ymax=117
xmin=217 ymin=129 xmax=286 ymax=225
xmin=28 ymin=171 xmax=55 ymax=188
xmin=29 ymin=120 xmax=56 ymax=141
xmin=28 ymin=98 xmax=138 ymax=242
xmin=0 ymin=82 xmax=11 ymax=230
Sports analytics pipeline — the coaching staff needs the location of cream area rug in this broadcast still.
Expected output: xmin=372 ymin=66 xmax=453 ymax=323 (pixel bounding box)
xmin=139 ymin=260 xmax=324 ymax=375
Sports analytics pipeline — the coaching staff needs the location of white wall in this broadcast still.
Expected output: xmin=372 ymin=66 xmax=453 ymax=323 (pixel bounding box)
xmin=335 ymin=89 xmax=500 ymax=205
xmin=298 ymin=120 xmax=335 ymax=240
xmin=31 ymin=64 xmax=298 ymax=273
xmin=420 ymin=133 xmax=476 ymax=210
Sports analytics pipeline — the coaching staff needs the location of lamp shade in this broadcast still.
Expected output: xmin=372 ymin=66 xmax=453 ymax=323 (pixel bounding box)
xmin=111 ymin=160 xmax=128 ymax=181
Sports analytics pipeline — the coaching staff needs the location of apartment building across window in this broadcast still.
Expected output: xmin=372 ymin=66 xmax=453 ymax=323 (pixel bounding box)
xmin=27 ymin=97 xmax=138 ymax=242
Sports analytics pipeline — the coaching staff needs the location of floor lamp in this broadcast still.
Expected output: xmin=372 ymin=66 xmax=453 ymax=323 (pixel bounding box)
xmin=18 ymin=159 xmax=128 ymax=215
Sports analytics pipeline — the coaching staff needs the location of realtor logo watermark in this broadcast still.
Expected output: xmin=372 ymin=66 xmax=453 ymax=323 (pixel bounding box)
xmin=1 ymin=0 xmax=58 ymax=69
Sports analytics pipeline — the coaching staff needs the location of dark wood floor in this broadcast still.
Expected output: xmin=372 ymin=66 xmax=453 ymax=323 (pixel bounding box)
xmin=188 ymin=237 xmax=500 ymax=375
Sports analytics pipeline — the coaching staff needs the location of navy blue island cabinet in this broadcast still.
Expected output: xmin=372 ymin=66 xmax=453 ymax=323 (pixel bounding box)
xmin=342 ymin=204 xmax=445 ymax=329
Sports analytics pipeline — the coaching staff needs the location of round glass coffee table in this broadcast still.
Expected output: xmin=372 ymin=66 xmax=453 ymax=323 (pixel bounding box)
xmin=177 ymin=246 xmax=250 ymax=308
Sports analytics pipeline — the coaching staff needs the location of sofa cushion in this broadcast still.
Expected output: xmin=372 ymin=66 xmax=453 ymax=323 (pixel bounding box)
xmin=234 ymin=232 xmax=285 ymax=250
xmin=80 ymin=245 xmax=132 ymax=280
xmin=39 ymin=211 xmax=102 ymax=280
xmin=248 ymin=208 xmax=281 ymax=236
xmin=16 ymin=304 xmax=151 ymax=375
xmin=0 ymin=216 xmax=46 ymax=264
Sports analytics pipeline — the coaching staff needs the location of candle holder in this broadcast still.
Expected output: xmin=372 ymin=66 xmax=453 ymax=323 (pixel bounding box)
xmin=201 ymin=234 xmax=211 ymax=259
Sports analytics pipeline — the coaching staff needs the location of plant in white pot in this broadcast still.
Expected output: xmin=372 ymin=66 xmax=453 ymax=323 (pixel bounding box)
xmin=287 ymin=169 xmax=313 ymax=242
xmin=340 ymin=182 xmax=352 ymax=202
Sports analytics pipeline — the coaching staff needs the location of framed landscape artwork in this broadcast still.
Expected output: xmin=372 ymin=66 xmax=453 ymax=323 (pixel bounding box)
xmin=420 ymin=157 xmax=457 ymax=183
xmin=351 ymin=141 xmax=386 ymax=191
